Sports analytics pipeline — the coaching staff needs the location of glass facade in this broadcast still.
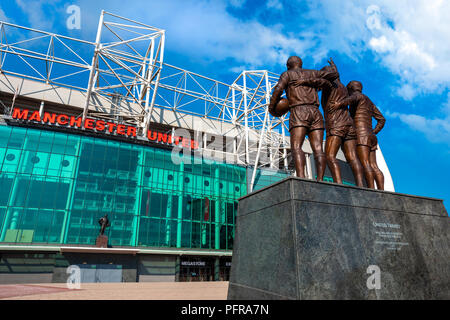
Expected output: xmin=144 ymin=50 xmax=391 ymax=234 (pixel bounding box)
xmin=0 ymin=124 xmax=257 ymax=250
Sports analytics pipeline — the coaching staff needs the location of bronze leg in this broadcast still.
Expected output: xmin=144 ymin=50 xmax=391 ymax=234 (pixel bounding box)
xmin=290 ymin=126 xmax=308 ymax=178
xmin=342 ymin=139 xmax=364 ymax=187
xmin=356 ymin=145 xmax=375 ymax=189
xmin=309 ymin=129 xmax=326 ymax=182
xmin=325 ymin=135 xmax=343 ymax=184
xmin=370 ymin=150 xmax=384 ymax=190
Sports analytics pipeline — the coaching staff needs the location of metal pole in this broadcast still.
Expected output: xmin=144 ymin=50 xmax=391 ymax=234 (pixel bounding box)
xmin=144 ymin=32 xmax=165 ymax=135
xmin=249 ymin=72 xmax=271 ymax=192
xmin=281 ymin=123 xmax=288 ymax=170
xmin=243 ymin=72 xmax=249 ymax=165
xmin=82 ymin=10 xmax=104 ymax=122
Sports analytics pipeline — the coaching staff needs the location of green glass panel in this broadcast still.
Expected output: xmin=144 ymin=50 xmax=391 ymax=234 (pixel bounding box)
xmin=109 ymin=213 xmax=134 ymax=246
xmin=139 ymin=217 xmax=160 ymax=246
xmin=64 ymin=135 xmax=80 ymax=155
xmin=0 ymin=147 xmax=6 ymax=169
xmin=227 ymin=225 xmax=234 ymax=250
xmin=47 ymin=210 xmax=65 ymax=243
xmin=32 ymin=209 xmax=53 ymax=243
xmin=47 ymin=153 xmax=63 ymax=177
xmin=191 ymin=198 xmax=203 ymax=222
xmin=220 ymin=224 xmax=227 ymax=249
xmin=23 ymin=130 xmax=40 ymax=151
xmin=200 ymin=222 xmax=211 ymax=249
xmin=0 ymin=174 xmax=13 ymax=206
xmin=226 ymin=202 xmax=234 ymax=225
xmin=26 ymin=177 xmax=47 ymax=208
xmin=2 ymin=148 xmax=22 ymax=173
xmin=182 ymin=195 xmax=192 ymax=220
xmin=7 ymin=127 xmax=26 ymax=150
xmin=31 ymin=152 xmax=50 ymax=175
xmin=14 ymin=208 xmax=36 ymax=239
xmin=181 ymin=220 xmax=191 ymax=248
xmin=0 ymin=126 xmax=12 ymax=147
xmin=37 ymin=131 xmax=54 ymax=153
xmin=11 ymin=176 xmax=31 ymax=207
xmin=51 ymin=133 xmax=67 ymax=154
xmin=61 ymin=155 xmax=76 ymax=178
xmin=0 ymin=207 xmax=6 ymax=235
xmin=17 ymin=150 xmax=34 ymax=174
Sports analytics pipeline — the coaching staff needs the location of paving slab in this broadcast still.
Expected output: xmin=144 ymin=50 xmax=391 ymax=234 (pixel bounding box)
xmin=0 ymin=282 xmax=229 ymax=300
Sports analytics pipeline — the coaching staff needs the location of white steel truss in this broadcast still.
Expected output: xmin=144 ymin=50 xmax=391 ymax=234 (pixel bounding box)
xmin=0 ymin=12 xmax=293 ymax=192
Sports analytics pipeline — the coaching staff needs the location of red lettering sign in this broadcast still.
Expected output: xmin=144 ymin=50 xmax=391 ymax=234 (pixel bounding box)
xmin=157 ymin=132 xmax=168 ymax=143
xmin=117 ymin=124 xmax=126 ymax=135
xmin=84 ymin=118 xmax=94 ymax=129
xmin=107 ymin=123 xmax=116 ymax=133
xmin=56 ymin=114 xmax=68 ymax=125
xmin=28 ymin=111 xmax=41 ymax=122
xmin=182 ymin=138 xmax=191 ymax=149
xmin=148 ymin=130 xmax=157 ymax=141
xmin=70 ymin=116 xmax=82 ymax=127
xmin=96 ymin=120 xmax=106 ymax=131
xmin=12 ymin=108 xmax=29 ymax=120
xmin=43 ymin=112 xmax=57 ymax=124
xmin=11 ymin=108 xmax=199 ymax=150
xmin=127 ymin=126 xmax=136 ymax=137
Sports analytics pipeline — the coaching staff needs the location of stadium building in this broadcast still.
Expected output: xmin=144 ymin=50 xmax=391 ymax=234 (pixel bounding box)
xmin=0 ymin=12 xmax=393 ymax=284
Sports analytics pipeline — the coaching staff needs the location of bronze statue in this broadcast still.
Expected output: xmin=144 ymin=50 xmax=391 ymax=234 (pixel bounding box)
xmin=98 ymin=214 xmax=111 ymax=235
xmin=332 ymin=81 xmax=386 ymax=189
xmin=295 ymin=59 xmax=364 ymax=187
xmin=269 ymin=56 xmax=338 ymax=181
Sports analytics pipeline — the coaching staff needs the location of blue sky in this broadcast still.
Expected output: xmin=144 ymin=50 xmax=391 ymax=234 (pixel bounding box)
xmin=1 ymin=0 xmax=449 ymax=207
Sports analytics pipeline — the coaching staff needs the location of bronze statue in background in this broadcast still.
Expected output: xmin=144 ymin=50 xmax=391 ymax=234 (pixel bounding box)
xmin=98 ymin=214 xmax=111 ymax=236
xmin=269 ymin=56 xmax=338 ymax=181
xmin=295 ymin=59 xmax=364 ymax=187
xmin=333 ymin=81 xmax=386 ymax=189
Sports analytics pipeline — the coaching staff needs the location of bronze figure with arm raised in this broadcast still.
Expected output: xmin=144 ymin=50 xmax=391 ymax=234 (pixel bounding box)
xmin=294 ymin=59 xmax=365 ymax=187
xmin=269 ymin=56 xmax=338 ymax=181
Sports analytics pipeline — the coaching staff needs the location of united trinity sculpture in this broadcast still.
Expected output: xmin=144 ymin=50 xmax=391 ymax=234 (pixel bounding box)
xmin=269 ymin=56 xmax=385 ymax=189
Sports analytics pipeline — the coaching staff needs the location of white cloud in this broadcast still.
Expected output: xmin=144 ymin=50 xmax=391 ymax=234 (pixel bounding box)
xmin=74 ymin=0 xmax=316 ymax=72
xmin=229 ymin=0 xmax=246 ymax=8
xmin=0 ymin=8 xmax=8 ymax=22
xmin=296 ymin=0 xmax=450 ymax=99
xmin=368 ymin=35 xmax=393 ymax=53
xmin=15 ymin=0 xmax=55 ymax=30
xmin=396 ymin=84 xmax=416 ymax=101
xmin=388 ymin=111 xmax=450 ymax=146
xmin=387 ymin=92 xmax=450 ymax=146
xmin=267 ymin=0 xmax=283 ymax=10
xmin=363 ymin=1 xmax=448 ymax=98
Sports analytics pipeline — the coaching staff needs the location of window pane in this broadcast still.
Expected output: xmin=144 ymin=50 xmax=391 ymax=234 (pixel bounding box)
xmin=37 ymin=131 xmax=54 ymax=153
xmin=0 ymin=126 xmax=12 ymax=147
xmin=7 ymin=127 xmax=26 ymax=149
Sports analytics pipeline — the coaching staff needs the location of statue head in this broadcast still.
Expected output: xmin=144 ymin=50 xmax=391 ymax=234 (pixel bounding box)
xmin=347 ymin=80 xmax=363 ymax=94
xmin=321 ymin=65 xmax=339 ymax=81
xmin=286 ymin=56 xmax=303 ymax=70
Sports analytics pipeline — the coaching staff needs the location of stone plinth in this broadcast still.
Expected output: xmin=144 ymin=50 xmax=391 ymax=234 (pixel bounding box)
xmin=95 ymin=235 xmax=108 ymax=248
xmin=228 ymin=177 xmax=450 ymax=300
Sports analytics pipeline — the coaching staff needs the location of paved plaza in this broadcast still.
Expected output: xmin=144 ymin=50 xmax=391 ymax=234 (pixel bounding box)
xmin=0 ymin=282 xmax=229 ymax=300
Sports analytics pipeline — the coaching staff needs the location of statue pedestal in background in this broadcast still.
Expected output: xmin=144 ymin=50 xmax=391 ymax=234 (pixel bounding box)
xmin=95 ymin=235 xmax=108 ymax=248
xmin=95 ymin=214 xmax=111 ymax=248
xmin=228 ymin=177 xmax=450 ymax=300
